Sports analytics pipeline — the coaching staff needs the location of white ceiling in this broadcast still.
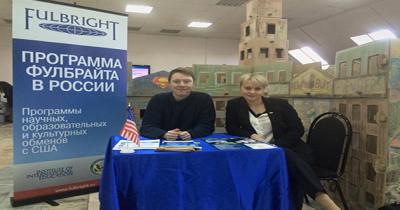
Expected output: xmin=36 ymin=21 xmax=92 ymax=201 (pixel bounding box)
xmin=1 ymin=0 xmax=400 ymax=64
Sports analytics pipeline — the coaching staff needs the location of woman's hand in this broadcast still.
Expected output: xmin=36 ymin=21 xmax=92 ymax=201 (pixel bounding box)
xmin=250 ymin=134 xmax=265 ymax=142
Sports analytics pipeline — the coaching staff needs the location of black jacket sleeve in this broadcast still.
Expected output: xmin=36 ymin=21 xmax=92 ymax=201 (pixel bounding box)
xmin=139 ymin=95 xmax=167 ymax=139
xmin=225 ymin=99 xmax=254 ymax=138
xmin=272 ymin=99 xmax=305 ymax=149
xmin=187 ymin=94 xmax=216 ymax=138
xmin=0 ymin=82 xmax=12 ymax=107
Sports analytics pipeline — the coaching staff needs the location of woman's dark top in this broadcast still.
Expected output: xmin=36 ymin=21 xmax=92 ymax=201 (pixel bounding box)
xmin=225 ymin=96 xmax=310 ymax=153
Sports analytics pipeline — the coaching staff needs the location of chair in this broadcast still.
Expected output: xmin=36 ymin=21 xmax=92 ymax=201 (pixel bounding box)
xmin=306 ymin=112 xmax=352 ymax=210
xmin=378 ymin=202 xmax=400 ymax=210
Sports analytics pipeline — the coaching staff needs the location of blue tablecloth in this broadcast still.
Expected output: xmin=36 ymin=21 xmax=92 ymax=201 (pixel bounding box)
xmin=99 ymin=134 xmax=291 ymax=210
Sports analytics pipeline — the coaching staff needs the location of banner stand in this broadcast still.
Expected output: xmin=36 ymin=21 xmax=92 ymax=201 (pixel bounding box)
xmin=10 ymin=186 xmax=98 ymax=207
xmin=12 ymin=0 xmax=127 ymax=207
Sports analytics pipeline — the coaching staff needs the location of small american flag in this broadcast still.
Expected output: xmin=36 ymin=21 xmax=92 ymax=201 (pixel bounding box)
xmin=119 ymin=106 xmax=139 ymax=145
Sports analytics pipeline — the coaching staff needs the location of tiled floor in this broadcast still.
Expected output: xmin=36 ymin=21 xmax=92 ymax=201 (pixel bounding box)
xmin=0 ymin=123 xmax=318 ymax=210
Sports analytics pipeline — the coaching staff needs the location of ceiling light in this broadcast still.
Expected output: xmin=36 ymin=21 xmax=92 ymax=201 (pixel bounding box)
xmin=351 ymin=35 xmax=373 ymax=46
xmin=188 ymin=22 xmax=213 ymax=28
xmin=289 ymin=47 xmax=329 ymax=70
xmin=125 ymin=5 xmax=153 ymax=14
xmin=368 ymin=29 xmax=397 ymax=40
xmin=300 ymin=47 xmax=328 ymax=66
xmin=288 ymin=49 xmax=314 ymax=64
xmin=321 ymin=64 xmax=330 ymax=70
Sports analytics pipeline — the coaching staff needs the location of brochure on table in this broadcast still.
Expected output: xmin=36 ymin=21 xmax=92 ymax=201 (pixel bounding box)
xmin=113 ymin=139 xmax=160 ymax=150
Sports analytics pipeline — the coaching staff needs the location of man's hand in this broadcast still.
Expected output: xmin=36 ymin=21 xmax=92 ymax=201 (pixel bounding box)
xmin=163 ymin=128 xmax=180 ymax=140
xmin=179 ymin=131 xmax=192 ymax=140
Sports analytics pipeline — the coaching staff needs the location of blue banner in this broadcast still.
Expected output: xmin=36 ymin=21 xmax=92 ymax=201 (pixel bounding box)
xmin=12 ymin=0 xmax=127 ymax=201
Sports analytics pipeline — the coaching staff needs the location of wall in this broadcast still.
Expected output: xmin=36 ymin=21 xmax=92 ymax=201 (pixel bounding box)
xmin=0 ymin=25 xmax=12 ymax=84
xmin=127 ymin=33 xmax=239 ymax=73
xmin=0 ymin=24 xmax=240 ymax=84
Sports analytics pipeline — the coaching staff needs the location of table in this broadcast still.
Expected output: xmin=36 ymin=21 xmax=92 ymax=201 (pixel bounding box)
xmin=99 ymin=134 xmax=291 ymax=210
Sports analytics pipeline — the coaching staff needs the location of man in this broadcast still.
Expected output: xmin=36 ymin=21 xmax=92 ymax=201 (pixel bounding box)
xmin=140 ymin=68 xmax=215 ymax=140
xmin=0 ymin=81 xmax=12 ymax=122
xmin=0 ymin=81 xmax=12 ymax=108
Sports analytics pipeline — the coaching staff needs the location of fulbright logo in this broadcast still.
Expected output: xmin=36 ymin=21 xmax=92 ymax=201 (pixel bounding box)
xmin=39 ymin=23 xmax=107 ymax=36
xmin=25 ymin=8 xmax=119 ymax=39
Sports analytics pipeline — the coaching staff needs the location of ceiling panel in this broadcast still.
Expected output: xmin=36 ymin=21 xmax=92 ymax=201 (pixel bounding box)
xmin=370 ymin=0 xmax=400 ymax=32
xmin=1 ymin=0 xmax=400 ymax=63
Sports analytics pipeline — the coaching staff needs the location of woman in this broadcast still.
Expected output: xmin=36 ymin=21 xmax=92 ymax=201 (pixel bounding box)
xmin=225 ymin=73 xmax=341 ymax=210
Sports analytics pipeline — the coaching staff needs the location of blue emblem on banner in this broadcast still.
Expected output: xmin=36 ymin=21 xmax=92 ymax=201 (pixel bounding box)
xmin=39 ymin=23 xmax=107 ymax=36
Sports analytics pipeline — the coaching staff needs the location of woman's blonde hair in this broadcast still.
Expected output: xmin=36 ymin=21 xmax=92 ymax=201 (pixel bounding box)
xmin=239 ymin=73 xmax=268 ymax=88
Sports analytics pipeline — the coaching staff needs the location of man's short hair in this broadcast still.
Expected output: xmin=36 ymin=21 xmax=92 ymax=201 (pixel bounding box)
xmin=168 ymin=68 xmax=195 ymax=82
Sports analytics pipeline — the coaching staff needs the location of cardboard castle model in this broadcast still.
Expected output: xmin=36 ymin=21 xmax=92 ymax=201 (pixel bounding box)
xmin=239 ymin=0 xmax=288 ymax=65
xmin=128 ymin=0 xmax=400 ymax=209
